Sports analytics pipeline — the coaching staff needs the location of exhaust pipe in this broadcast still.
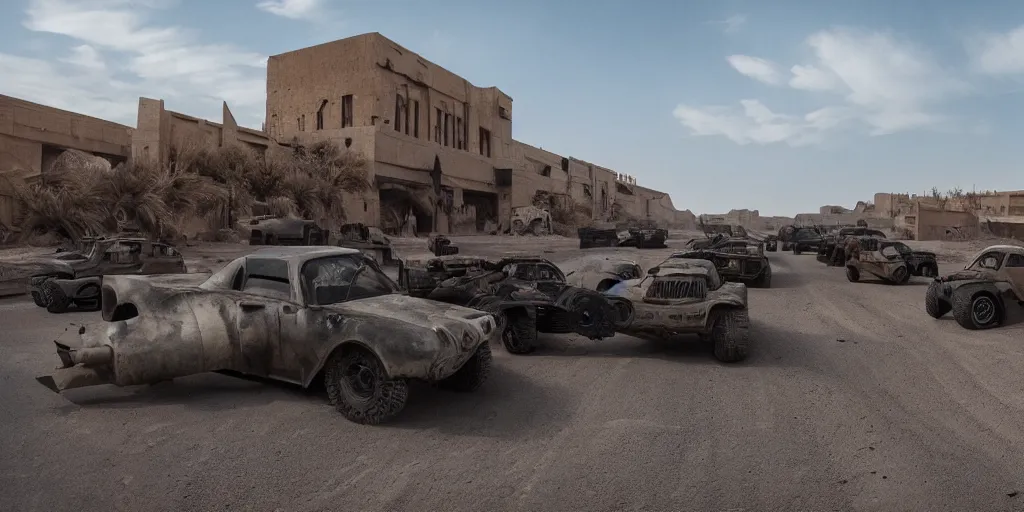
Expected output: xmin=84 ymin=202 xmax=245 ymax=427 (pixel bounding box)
xmin=36 ymin=340 xmax=114 ymax=393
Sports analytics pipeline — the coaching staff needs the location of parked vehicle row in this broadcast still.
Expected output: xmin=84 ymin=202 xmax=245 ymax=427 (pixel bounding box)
xmin=32 ymin=241 xmax=758 ymax=425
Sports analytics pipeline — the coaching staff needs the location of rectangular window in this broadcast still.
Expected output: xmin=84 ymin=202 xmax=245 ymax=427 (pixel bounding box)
xmin=316 ymin=100 xmax=327 ymax=130
xmin=479 ymin=127 xmax=491 ymax=157
xmin=404 ymin=97 xmax=410 ymax=136
xmin=455 ymin=117 xmax=463 ymax=149
xmin=413 ymin=100 xmax=420 ymax=138
xmin=394 ymin=95 xmax=403 ymax=132
xmin=435 ymin=108 xmax=442 ymax=143
xmin=443 ymin=113 xmax=450 ymax=147
xmin=341 ymin=95 xmax=353 ymax=128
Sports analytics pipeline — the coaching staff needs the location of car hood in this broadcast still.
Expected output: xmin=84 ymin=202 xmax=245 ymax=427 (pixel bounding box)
xmin=0 ymin=258 xmax=75 ymax=281
xmin=330 ymin=293 xmax=494 ymax=333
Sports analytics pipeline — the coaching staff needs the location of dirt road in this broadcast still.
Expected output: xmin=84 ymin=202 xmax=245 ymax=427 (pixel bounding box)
xmin=1 ymin=241 xmax=1023 ymax=512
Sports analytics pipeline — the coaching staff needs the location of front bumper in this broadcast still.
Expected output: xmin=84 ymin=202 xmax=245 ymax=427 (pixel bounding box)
xmin=618 ymin=301 xmax=710 ymax=337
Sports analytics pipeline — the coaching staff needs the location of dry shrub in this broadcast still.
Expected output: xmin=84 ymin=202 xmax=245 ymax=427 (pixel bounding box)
xmin=9 ymin=138 xmax=372 ymax=243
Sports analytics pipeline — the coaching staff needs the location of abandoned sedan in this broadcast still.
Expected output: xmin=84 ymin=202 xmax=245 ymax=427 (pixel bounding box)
xmin=605 ymin=258 xmax=751 ymax=362
xmin=36 ymin=247 xmax=497 ymax=425
xmin=410 ymin=255 xmax=630 ymax=354
xmin=925 ymin=245 xmax=1024 ymax=330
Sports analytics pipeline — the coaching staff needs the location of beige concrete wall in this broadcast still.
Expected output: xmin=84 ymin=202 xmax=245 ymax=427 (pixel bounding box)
xmin=916 ymin=208 xmax=978 ymax=241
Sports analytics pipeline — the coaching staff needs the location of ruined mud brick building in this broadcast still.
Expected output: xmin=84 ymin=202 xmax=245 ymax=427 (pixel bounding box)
xmin=0 ymin=32 xmax=695 ymax=236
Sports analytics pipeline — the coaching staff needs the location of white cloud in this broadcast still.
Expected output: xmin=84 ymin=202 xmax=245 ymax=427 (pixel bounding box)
xmin=1 ymin=0 xmax=267 ymax=128
xmin=675 ymin=27 xmax=967 ymax=145
xmin=256 ymin=0 xmax=325 ymax=21
xmin=966 ymin=25 xmax=1024 ymax=75
xmin=60 ymin=45 xmax=106 ymax=70
xmin=727 ymin=55 xmax=781 ymax=85
xmin=672 ymin=100 xmax=845 ymax=147
xmin=788 ymin=64 xmax=837 ymax=91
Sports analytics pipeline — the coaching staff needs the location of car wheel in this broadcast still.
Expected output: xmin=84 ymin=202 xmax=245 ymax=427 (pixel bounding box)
xmin=846 ymin=266 xmax=860 ymax=283
xmin=921 ymin=265 xmax=936 ymax=278
xmin=324 ymin=348 xmax=408 ymax=425
xmin=793 ymin=246 xmax=802 ymax=255
xmin=502 ymin=309 xmax=538 ymax=355
xmin=437 ymin=342 xmax=492 ymax=392
xmin=952 ymin=288 xmax=1002 ymax=330
xmin=925 ymin=281 xmax=951 ymax=319
xmin=891 ymin=266 xmax=909 ymax=285
xmin=31 ymin=290 xmax=47 ymax=308
xmin=44 ymin=280 xmax=71 ymax=314
xmin=709 ymin=308 xmax=751 ymax=363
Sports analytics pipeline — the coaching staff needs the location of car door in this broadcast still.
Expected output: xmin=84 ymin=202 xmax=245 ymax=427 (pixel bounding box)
xmin=534 ymin=262 xmax=567 ymax=297
xmin=1003 ymin=253 xmax=1024 ymax=299
xmin=233 ymin=260 xmax=289 ymax=380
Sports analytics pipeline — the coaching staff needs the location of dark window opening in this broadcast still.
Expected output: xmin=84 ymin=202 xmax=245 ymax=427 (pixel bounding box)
xmin=561 ymin=158 xmax=569 ymax=172
xmin=540 ymin=165 xmax=551 ymax=177
xmin=316 ymin=99 xmax=327 ymax=130
xmin=463 ymin=105 xmax=470 ymax=150
xmin=479 ymin=127 xmax=491 ymax=157
xmin=434 ymin=107 xmax=442 ymax=143
xmin=456 ymin=117 xmax=463 ymax=150
xmin=394 ymin=95 xmax=404 ymax=133
xmin=1007 ymin=254 xmax=1024 ymax=267
xmin=443 ymin=113 xmax=451 ymax=147
xmin=412 ymin=100 xmax=420 ymax=138
xmin=341 ymin=95 xmax=353 ymax=128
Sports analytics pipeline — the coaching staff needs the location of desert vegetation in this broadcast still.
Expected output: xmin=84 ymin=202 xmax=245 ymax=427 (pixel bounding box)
xmin=4 ymin=139 xmax=370 ymax=244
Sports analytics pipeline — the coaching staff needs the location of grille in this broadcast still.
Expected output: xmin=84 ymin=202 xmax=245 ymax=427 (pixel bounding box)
xmin=645 ymin=276 xmax=707 ymax=300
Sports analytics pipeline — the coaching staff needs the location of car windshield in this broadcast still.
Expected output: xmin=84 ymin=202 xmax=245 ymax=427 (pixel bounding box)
xmin=301 ymin=254 xmax=399 ymax=305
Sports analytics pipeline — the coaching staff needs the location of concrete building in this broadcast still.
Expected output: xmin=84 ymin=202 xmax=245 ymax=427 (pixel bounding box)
xmin=0 ymin=32 xmax=689 ymax=237
xmin=261 ymin=32 xmax=689 ymax=234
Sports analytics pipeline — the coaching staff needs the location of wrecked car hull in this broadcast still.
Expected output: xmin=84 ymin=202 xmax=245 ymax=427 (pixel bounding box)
xmin=36 ymin=250 xmax=497 ymax=424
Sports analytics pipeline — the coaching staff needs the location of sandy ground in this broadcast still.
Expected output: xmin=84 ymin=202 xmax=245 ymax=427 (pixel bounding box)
xmin=2 ymin=234 xmax=1024 ymax=511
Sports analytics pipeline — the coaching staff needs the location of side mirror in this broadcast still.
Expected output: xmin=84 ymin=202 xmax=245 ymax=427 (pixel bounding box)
xmin=647 ymin=267 xmax=659 ymax=276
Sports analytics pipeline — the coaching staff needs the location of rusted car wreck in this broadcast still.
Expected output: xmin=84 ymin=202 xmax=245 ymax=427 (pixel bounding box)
xmin=36 ymin=247 xmax=497 ymax=425
xmin=580 ymin=257 xmax=752 ymax=362
xmin=402 ymin=254 xmax=632 ymax=354
xmin=925 ymin=245 xmax=1024 ymax=330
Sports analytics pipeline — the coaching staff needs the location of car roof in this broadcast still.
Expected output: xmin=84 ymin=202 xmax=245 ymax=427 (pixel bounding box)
xmin=978 ymin=245 xmax=1024 ymax=255
xmin=249 ymin=246 xmax=361 ymax=263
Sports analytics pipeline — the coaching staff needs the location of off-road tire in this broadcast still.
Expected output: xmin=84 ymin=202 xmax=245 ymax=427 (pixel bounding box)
xmin=437 ymin=342 xmax=492 ymax=392
xmin=920 ymin=264 xmax=937 ymax=278
xmin=565 ymin=290 xmax=617 ymax=339
xmin=925 ymin=281 xmax=951 ymax=319
xmin=951 ymin=287 xmax=1002 ymax=330
xmin=891 ymin=266 xmax=909 ymax=285
xmin=75 ymin=284 xmax=102 ymax=311
xmin=753 ymin=266 xmax=772 ymax=288
xmin=31 ymin=290 xmax=47 ymax=308
xmin=503 ymin=309 xmax=538 ymax=355
xmin=44 ymin=280 xmax=70 ymax=314
xmin=709 ymin=308 xmax=751 ymax=363
xmin=846 ymin=266 xmax=860 ymax=283
xmin=324 ymin=348 xmax=408 ymax=425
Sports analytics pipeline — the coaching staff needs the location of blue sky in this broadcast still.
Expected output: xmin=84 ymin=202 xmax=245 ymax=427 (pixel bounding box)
xmin=1 ymin=0 xmax=1023 ymax=216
